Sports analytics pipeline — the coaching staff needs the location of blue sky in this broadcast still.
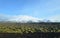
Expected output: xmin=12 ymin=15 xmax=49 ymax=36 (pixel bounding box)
xmin=0 ymin=0 xmax=60 ymax=21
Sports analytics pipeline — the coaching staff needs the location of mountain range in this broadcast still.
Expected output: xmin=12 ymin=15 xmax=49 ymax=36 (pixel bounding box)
xmin=0 ymin=15 xmax=59 ymax=23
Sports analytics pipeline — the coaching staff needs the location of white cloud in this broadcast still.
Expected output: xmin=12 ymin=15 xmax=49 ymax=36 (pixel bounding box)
xmin=48 ymin=15 xmax=60 ymax=22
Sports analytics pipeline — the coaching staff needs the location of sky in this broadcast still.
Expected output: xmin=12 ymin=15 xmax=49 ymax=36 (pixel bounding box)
xmin=0 ymin=0 xmax=60 ymax=22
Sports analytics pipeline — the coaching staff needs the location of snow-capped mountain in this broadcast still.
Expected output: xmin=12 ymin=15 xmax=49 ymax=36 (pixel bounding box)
xmin=0 ymin=15 xmax=43 ymax=22
xmin=0 ymin=15 xmax=60 ymax=23
xmin=7 ymin=15 xmax=43 ymax=23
